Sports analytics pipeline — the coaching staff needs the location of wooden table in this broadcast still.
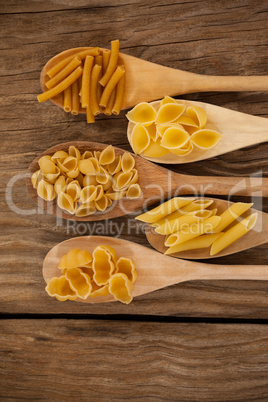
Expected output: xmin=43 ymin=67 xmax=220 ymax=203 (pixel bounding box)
xmin=1 ymin=0 xmax=268 ymax=400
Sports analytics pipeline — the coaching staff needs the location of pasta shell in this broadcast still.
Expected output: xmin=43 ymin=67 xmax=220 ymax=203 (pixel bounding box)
xmin=66 ymin=181 xmax=81 ymax=201
xmin=58 ymin=248 xmax=93 ymax=270
xmin=160 ymin=96 xmax=178 ymax=106
xmin=155 ymin=103 xmax=185 ymax=124
xmin=31 ymin=169 xmax=43 ymax=189
xmin=80 ymin=185 xmax=98 ymax=203
xmin=68 ymin=145 xmax=81 ymax=160
xmin=146 ymin=123 xmax=158 ymax=141
xmin=93 ymin=246 xmax=115 ymax=286
xmin=190 ymin=129 xmax=222 ymax=149
xmin=94 ymin=195 xmax=109 ymax=211
xmin=38 ymin=156 xmax=57 ymax=175
xmin=156 ymin=122 xmax=186 ymax=138
xmin=121 ymin=152 xmax=135 ymax=173
xmin=108 ymin=273 xmax=133 ymax=304
xmin=113 ymin=171 xmax=133 ymax=190
xmin=81 ymin=150 xmax=93 ymax=160
xmin=60 ymin=156 xmax=78 ymax=173
xmin=64 ymin=267 xmax=92 ymax=300
xmin=107 ymin=155 xmax=121 ymax=175
xmin=187 ymin=105 xmax=207 ymax=128
xmin=83 ymin=174 xmax=98 ymax=187
xmin=142 ymin=138 xmax=169 ymax=158
xmin=66 ymin=167 xmax=80 ymax=179
xmin=76 ymin=172 xmax=84 ymax=187
xmin=89 ymin=282 xmax=109 ymax=298
xmin=126 ymin=102 xmax=157 ymax=126
xmin=57 ymin=192 xmax=76 ymax=214
xmin=43 ymin=166 xmax=61 ymax=183
xmin=126 ymin=183 xmax=141 ymax=199
xmin=102 ymin=175 xmax=113 ymax=191
xmin=131 ymin=123 xmax=150 ymax=154
xmin=51 ymin=150 xmax=69 ymax=164
xmin=106 ymin=189 xmax=126 ymax=200
xmin=99 ymin=145 xmax=115 ymax=165
xmin=75 ymin=202 xmax=96 ymax=217
xmin=116 ymin=257 xmax=137 ymax=283
xmin=45 ymin=276 xmax=77 ymax=301
xmin=170 ymin=141 xmax=194 ymax=156
xmin=94 ymin=151 xmax=101 ymax=161
xmin=129 ymin=169 xmax=139 ymax=184
xmin=78 ymin=159 xmax=96 ymax=175
xmin=176 ymin=115 xmax=198 ymax=128
xmin=96 ymin=166 xmax=109 ymax=184
xmin=37 ymin=179 xmax=56 ymax=201
xmin=54 ymin=175 xmax=66 ymax=194
xmin=94 ymin=184 xmax=104 ymax=201
xmin=88 ymin=157 xmax=100 ymax=172
xmin=160 ymin=127 xmax=190 ymax=149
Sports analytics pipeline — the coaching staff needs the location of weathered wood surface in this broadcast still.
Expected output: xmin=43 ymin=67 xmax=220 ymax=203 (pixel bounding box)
xmin=1 ymin=319 xmax=268 ymax=401
xmin=0 ymin=0 xmax=267 ymax=319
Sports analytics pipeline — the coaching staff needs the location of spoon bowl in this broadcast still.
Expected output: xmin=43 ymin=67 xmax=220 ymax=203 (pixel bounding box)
xmin=145 ymin=198 xmax=268 ymax=259
xmin=43 ymin=236 xmax=268 ymax=304
xmin=127 ymin=100 xmax=268 ymax=164
xmin=41 ymin=47 xmax=268 ymax=111
xmin=27 ymin=141 xmax=268 ymax=221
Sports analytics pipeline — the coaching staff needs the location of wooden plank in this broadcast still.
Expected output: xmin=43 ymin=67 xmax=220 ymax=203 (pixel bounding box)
xmin=0 ymin=0 xmax=267 ymax=317
xmin=1 ymin=319 xmax=268 ymax=400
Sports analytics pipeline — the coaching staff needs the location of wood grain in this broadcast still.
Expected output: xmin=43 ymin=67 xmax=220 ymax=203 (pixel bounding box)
xmin=1 ymin=319 xmax=268 ymax=401
xmin=0 ymin=0 xmax=267 ymax=320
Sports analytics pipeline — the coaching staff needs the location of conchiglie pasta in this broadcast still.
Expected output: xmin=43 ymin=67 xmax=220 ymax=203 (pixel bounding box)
xmin=31 ymin=169 xmax=43 ymax=189
xmin=64 ymin=267 xmax=92 ymax=300
xmin=160 ymin=96 xmax=178 ymax=106
xmin=37 ymin=180 xmax=56 ymax=201
xmin=131 ymin=123 xmax=150 ymax=154
xmin=75 ymin=202 xmax=96 ymax=217
xmin=45 ymin=276 xmax=77 ymax=301
xmin=39 ymin=156 xmax=57 ymax=175
xmin=121 ymin=152 xmax=135 ymax=173
xmin=187 ymin=105 xmax=207 ymax=128
xmin=142 ymin=138 xmax=170 ymax=158
xmin=190 ymin=129 xmax=222 ymax=149
xmin=155 ymin=103 xmax=185 ymax=124
xmin=108 ymin=273 xmax=133 ymax=304
xmin=126 ymin=183 xmax=141 ymax=199
xmin=99 ymin=145 xmax=115 ymax=165
xmin=57 ymin=192 xmax=76 ymax=214
xmin=93 ymin=246 xmax=115 ymax=286
xmin=116 ymin=257 xmax=137 ymax=283
xmin=160 ymin=127 xmax=190 ymax=149
xmin=58 ymin=248 xmax=93 ymax=269
xmin=126 ymin=102 xmax=157 ymax=126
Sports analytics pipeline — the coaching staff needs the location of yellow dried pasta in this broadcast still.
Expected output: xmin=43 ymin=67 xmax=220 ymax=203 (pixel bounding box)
xmin=126 ymin=102 xmax=157 ymax=126
xmin=131 ymin=124 xmax=150 ymax=154
xmin=45 ymin=276 xmax=77 ymax=301
xmin=109 ymin=273 xmax=133 ymax=304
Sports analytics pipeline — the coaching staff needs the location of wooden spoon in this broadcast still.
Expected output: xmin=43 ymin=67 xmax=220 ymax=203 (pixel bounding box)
xmin=127 ymin=100 xmax=268 ymax=164
xmin=43 ymin=236 xmax=268 ymax=304
xmin=145 ymin=198 xmax=268 ymax=259
xmin=40 ymin=47 xmax=268 ymax=111
xmin=28 ymin=141 xmax=268 ymax=221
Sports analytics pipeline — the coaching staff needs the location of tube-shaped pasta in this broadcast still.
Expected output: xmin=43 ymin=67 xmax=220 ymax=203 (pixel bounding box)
xmin=81 ymin=55 xmax=94 ymax=108
xmin=46 ymin=56 xmax=82 ymax=89
xmin=37 ymin=66 xmax=83 ymax=103
xmin=90 ymin=64 xmax=102 ymax=115
xmin=63 ymin=85 xmax=72 ymax=112
xmin=99 ymin=39 xmax=119 ymax=87
xmin=71 ymin=79 xmax=80 ymax=115
xmin=112 ymin=74 xmax=125 ymax=115
xmin=210 ymin=213 xmax=258 ymax=256
xmin=99 ymin=65 xmax=125 ymax=108
xmin=213 ymin=202 xmax=253 ymax=233
xmin=86 ymin=105 xmax=95 ymax=123
xmin=47 ymin=48 xmax=100 ymax=78
xmin=165 ymin=216 xmax=221 ymax=247
xmin=165 ymin=233 xmax=222 ymax=255
xmin=136 ymin=197 xmax=195 ymax=223
xmin=104 ymin=88 xmax=116 ymax=115
xmin=102 ymin=50 xmax=111 ymax=73
xmin=94 ymin=55 xmax=103 ymax=104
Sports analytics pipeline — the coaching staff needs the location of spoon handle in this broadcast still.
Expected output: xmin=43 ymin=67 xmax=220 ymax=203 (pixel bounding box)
xmin=191 ymin=263 xmax=268 ymax=282
xmin=170 ymin=173 xmax=268 ymax=197
xmin=183 ymin=73 xmax=268 ymax=94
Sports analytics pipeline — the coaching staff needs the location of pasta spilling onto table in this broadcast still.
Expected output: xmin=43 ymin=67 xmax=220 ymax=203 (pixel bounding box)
xmin=136 ymin=197 xmax=258 ymax=256
xmin=37 ymin=40 xmax=125 ymax=123
xmin=127 ymin=97 xmax=222 ymax=158
xmin=45 ymin=246 xmax=137 ymax=304
xmin=31 ymin=145 xmax=141 ymax=217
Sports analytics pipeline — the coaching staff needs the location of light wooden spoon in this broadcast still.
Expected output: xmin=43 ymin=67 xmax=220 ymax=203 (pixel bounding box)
xmin=28 ymin=141 xmax=268 ymax=221
xmin=145 ymin=198 xmax=268 ymax=259
xmin=127 ymin=100 xmax=268 ymax=164
xmin=43 ymin=236 xmax=268 ymax=304
xmin=40 ymin=47 xmax=268 ymax=111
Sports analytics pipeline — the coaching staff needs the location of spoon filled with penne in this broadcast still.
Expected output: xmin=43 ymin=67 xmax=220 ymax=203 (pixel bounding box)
xmin=43 ymin=236 xmax=268 ymax=304
xmin=38 ymin=41 xmax=268 ymax=122
xmin=141 ymin=197 xmax=268 ymax=259
xmin=28 ymin=141 xmax=268 ymax=221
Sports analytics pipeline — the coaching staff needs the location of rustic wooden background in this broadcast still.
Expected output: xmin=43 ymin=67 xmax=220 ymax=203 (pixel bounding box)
xmin=1 ymin=0 xmax=267 ymax=400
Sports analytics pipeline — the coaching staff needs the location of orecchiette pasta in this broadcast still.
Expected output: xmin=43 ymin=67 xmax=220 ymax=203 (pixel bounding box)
xmin=126 ymin=97 xmax=223 ymax=159
xmin=32 ymin=144 xmax=141 ymax=217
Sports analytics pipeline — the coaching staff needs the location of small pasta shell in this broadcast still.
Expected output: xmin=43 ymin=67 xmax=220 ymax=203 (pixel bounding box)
xmin=37 ymin=179 xmax=56 ymax=201
xmin=57 ymin=192 xmax=76 ymax=214
xmin=66 ymin=167 xmax=80 ymax=179
xmin=107 ymin=155 xmax=121 ymax=175
xmin=94 ymin=195 xmax=109 ymax=211
xmin=131 ymin=123 xmax=150 ymax=154
xmin=126 ymin=183 xmax=141 ymax=199
xmin=80 ymin=185 xmax=98 ymax=203
xmin=81 ymin=150 xmax=93 ymax=160
xmin=121 ymin=152 xmax=135 ymax=173
xmin=126 ymin=102 xmax=157 ymax=126
xmin=51 ymin=150 xmax=69 ymax=164
xmin=114 ymin=171 xmax=133 ymax=190
xmin=176 ymin=115 xmax=199 ymax=128
xmin=66 ymin=181 xmax=81 ymax=201
xmin=83 ymin=174 xmax=98 ymax=187
xmin=108 ymin=273 xmax=133 ymax=304
xmin=58 ymin=249 xmax=93 ymax=270
xmin=64 ymin=267 xmax=92 ymax=300
xmin=31 ymin=169 xmax=43 ymax=189
xmin=54 ymin=175 xmax=66 ymax=194
xmin=157 ymin=122 xmax=186 ymax=138
xmin=68 ymin=145 xmax=81 ymax=160
xmin=75 ymin=202 xmax=96 ymax=217
xmin=45 ymin=276 xmax=77 ymax=301
xmin=129 ymin=168 xmax=138 ymax=184
xmin=78 ymin=159 xmax=96 ymax=175
xmin=43 ymin=166 xmax=61 ymax=183
xmin=146 ymin=123 xmax=158 ymax=141
xmin=160 ymin=96 xmax=178 ymax=106
xmin=106 ymin=189 xmax=126 ymax=200
xmin=88 ymin=157 xmax=100 ymax=172
xmin=142 ymin=138 xmax=169 ymax=158
xmin=190 ymin=129 xmax=222 ymax=149
xmin=96 ymin=166 xmax=109 ymax=184
xmin=155 ymin=103 xmax=186 ymax=124
xmin=38 ymin=156 xmax=57 ymax=175
xmin=170 ymin=141 xmax=194 ymax=156
xmin=94 ymin=184 xmax=104 ymax=201
xmin=93 ymin=246 xmax=115 ymax=286
xmin=116 ymin=257 xmax=137 ymax=283
xmin=160 ymin=127 xmax=190 ymax=149
xmin=102 ymin=175 xmax=113 ymax=191
xmin=187 ymin=105 xmax=207 ymax=128
xmin=99 ymin=145 xmax=115 ymax=165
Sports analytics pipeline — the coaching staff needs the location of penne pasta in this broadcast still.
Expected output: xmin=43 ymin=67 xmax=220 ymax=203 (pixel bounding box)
xmin=99 ymin=65 xmax=125 ymax=108
xmin=90 ymin=64 xmax=102 ymax=115
xmin=136 ymin=197 xmax=195 ymax=223
xmin=71 ymin=79 xmax=80 ymax=115
xmin=37 ymin=66 xmax=83 ymax=103
xmin=99 ymin=39 xmax=119 ymax=87
xmin=63 ymin=85 xmax=72 ymax=112
xmin=210 ymin=213 xmax=258 ymax=256
xmin=104 ymin=88 xmax=116 ymax=115
xmin=165 ymin=233 xmax=222 ymax=255
xmin=112 ymin=74 xmax=125 ymax=115
xmin=81 ymin=55 xmax=94 ymax=108
xmin=94 ymin=55 xmax=103 ymax=104
xmin=47 ymin=47 xmax=100 ymax=78
xmin=213 ymin=202 xmax=253 ymax=233
xmin=46 ymin=56 xmax=82 ymax=89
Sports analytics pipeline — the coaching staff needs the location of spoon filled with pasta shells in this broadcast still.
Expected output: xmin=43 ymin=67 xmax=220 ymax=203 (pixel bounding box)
xmin=43 ymin=236 xmax=268 ymax=304
xmin=38 ymin=40 xmax=268 ymax=122
xmin=28 ymin=141 xmax=268 ymax=221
